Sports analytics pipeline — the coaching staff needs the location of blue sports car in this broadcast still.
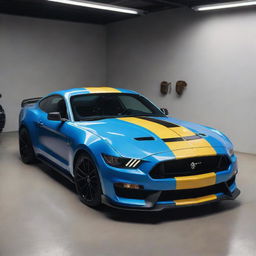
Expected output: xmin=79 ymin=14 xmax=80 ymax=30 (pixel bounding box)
xmin=19 ymin=87 xmax=240 ymax=210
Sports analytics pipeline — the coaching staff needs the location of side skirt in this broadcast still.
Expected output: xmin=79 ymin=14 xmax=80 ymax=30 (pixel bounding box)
xmin=37 ymin=155 xmax=74 ymax=183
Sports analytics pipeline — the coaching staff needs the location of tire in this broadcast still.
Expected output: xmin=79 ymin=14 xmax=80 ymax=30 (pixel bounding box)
xmin=19 ymin=128 xmax=37 ymax=164
xmin=74 ymin=153 xmax=102 ymax=208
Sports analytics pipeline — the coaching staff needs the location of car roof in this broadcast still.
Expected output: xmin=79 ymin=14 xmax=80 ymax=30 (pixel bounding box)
xmin=48 ymin=87 xmax=140 ymax=98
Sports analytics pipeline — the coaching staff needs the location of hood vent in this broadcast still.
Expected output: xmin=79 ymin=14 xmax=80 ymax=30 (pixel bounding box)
xmin=163 ymin=135 xmax=202 ymax=142
xmin=197 ymin=133 xmax=206 ymax=137
xmin=134 ymin=137 xmax=155 ymax=141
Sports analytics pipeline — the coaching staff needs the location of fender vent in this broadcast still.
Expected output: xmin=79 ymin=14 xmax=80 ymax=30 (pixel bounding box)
xmin=134 ymin=137 xmax=155 ymax=141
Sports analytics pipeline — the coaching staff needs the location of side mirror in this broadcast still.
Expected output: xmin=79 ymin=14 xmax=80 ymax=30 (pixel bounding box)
xmin=160 ymin=108 xmax=169 ymax=115
xmin=48 ymin=112 xmax=62 ymax=121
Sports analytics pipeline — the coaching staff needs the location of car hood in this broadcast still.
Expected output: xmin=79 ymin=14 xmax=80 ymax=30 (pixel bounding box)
xmin=75 ymin=116 xmax=231 ymax=159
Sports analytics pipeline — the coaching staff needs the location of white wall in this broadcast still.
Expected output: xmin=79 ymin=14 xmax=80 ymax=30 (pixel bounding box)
xmin=107 ymin=8 xmax=256 ymax=154
xmin=0 ymin=14 xmax=106 ymax=132
xmin=1 ymin=8 xmax=255 ymax=154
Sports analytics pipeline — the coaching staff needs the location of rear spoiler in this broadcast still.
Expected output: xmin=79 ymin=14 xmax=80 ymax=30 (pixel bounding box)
xmin=21 ymin=97 xmax=42 ymax=107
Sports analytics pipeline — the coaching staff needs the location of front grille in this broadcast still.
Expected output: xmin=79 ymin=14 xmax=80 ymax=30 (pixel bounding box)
xmin=150 ymin=155 xmax=231 ymax=179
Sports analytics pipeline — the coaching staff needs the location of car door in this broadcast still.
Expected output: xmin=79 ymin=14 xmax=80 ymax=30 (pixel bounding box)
xmin=37 ymin=95 xmax=70 ymax=169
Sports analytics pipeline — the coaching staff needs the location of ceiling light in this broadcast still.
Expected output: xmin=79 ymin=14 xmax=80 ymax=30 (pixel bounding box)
xmin=193 ymin=0 xmax=256 ymax=11
xmin=47 ymin=0 xmax=142 ymax=15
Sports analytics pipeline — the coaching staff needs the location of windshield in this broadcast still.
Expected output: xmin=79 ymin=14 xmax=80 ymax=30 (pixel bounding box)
xmin=70 ymin=93 xmax=165 ymax=121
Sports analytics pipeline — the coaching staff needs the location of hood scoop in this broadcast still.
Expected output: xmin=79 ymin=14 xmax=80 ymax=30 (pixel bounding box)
xmin=134 ymin=137 xmax=155 ymax=141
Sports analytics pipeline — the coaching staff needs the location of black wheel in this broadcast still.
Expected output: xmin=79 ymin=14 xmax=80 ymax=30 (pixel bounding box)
xmin=74 ymin=153 xmax=102 ymax=208
xmin=19 ymin=128 xmax=37 ymax=164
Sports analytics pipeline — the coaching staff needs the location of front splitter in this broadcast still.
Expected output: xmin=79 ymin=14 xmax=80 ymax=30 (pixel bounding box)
xmin=101 ymin=188 xmax=240 ymax=212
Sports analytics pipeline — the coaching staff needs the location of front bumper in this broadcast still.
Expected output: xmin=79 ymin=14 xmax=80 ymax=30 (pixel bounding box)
xmin=102 ymin=187 xmax=240 ymax=211
xmin=98 ymin=152 xmax=240 ymax=211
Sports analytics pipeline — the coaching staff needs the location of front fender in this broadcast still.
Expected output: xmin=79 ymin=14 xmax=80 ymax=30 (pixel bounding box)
xmin=69 ymin=124 xmax=120 ymax=178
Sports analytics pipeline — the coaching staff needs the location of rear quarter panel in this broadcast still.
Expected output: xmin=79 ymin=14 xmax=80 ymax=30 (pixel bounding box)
xmin=19 ymin=104 xmax=41 ymax=148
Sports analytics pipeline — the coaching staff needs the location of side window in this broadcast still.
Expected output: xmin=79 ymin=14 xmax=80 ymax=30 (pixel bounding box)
xmin=39 ymin=95 xmax=68 ymax=119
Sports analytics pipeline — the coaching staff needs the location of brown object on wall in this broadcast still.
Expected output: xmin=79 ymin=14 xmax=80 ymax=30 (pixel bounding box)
xmin=176 ymin=81 xmax=187 ymax=96
xmin=160 ymin=81 xmax=171 ymax=95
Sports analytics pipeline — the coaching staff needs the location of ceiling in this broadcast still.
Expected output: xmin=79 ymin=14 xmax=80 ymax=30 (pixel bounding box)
xmin=0 ymin=0 xmax=240 ymax=24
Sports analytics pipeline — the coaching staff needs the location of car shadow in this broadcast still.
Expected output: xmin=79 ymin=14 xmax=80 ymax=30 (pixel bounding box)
xmin=34 ymin=160 xmax=241 ymax=224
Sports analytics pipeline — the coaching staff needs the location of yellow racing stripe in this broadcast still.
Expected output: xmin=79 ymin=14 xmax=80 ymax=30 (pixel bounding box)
xmin=174 ymin=194 xmax=217 ymax=206
xmin=119 ymin=117 xmax=179 ymax=139
xmin=85 ymin=87 xmax=121 ymax=93
xmin=171 ymin=126 xmax=195 ymax=137
xmin=172 ymin=144 xmax=216 ymax=159
xmin=175 ymin=172 xmax=216 ymax=190
xmin=119 ymin=117 xmax=216 ymax=159
xmin=165 ymin=141 xmax=194 ymax=151
xmin=169 ymin=126 xmax=216 ymax=159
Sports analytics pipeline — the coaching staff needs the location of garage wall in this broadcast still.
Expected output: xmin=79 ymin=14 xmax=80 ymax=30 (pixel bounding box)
xmin=107 ymin=8 xmax=256 ymax=154
xmin=0 ymin=14 xmax=106 ymax=132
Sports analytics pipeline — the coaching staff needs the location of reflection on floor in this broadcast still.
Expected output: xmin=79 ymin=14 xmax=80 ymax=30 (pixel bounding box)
xmin=0 ymin=132 xmax=255 ymax=256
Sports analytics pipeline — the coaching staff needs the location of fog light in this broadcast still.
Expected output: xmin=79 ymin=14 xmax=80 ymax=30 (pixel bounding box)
xmin=115 ymin=183 xmax=143 ymax=189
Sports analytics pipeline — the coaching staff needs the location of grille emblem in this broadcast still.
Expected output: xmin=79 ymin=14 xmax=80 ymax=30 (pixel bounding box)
xmin=190 ymin=161 xmax=202 ymax=170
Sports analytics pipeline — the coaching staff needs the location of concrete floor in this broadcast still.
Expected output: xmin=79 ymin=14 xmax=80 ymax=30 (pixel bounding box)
xmin=0 ymin=132 xmax=256 ymax=256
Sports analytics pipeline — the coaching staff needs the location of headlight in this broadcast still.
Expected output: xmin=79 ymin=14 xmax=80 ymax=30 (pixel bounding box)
xmin=102 ymin=154 xmax=142 ymax=169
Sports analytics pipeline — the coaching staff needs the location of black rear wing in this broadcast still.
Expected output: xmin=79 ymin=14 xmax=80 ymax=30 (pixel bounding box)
xmin=21 ymin=97 xmax=42 ymax=107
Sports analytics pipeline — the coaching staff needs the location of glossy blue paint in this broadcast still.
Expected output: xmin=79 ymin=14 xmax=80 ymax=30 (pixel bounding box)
xmin=19 ymin=88 xmax=239 ymax=210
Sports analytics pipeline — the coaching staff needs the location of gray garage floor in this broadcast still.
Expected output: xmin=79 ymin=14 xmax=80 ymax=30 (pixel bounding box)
xmin=0 ymin=132 xmax=256 ymax=256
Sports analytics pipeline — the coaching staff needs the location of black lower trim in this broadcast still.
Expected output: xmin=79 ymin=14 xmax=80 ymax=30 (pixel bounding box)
xmin=37 ymin=155 xmax=74 ymax=183
xmin=102 ymin=188 xmax=240 ymax=212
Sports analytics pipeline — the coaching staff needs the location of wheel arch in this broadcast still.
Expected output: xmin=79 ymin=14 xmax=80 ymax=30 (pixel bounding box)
xmin=72 ymin=145 xmax=107 ymax=193
xmin=73 ymin=148 xmax=89 ymax=169
xmin=72 ymin=146 xmax=97 ymax=174
xmin=19 ymin=124 xmax=27 ymax=132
